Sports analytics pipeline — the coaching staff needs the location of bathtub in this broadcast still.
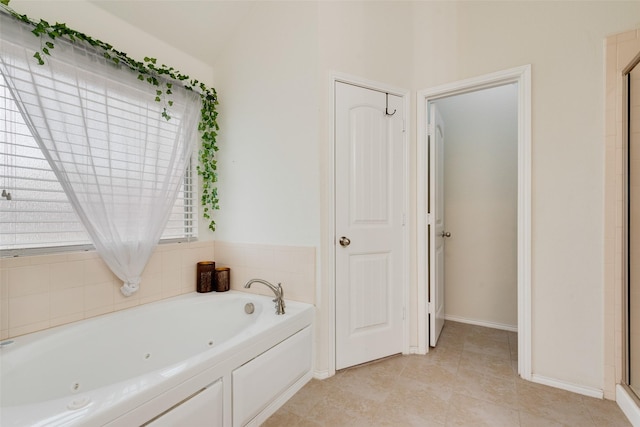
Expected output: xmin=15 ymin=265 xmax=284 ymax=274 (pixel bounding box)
xmin=0 ymin=290 xmax=314 ymax=427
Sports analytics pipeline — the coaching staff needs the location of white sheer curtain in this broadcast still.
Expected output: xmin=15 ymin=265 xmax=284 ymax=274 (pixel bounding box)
xmin=0 ymin=12 xmax=201 ymax=296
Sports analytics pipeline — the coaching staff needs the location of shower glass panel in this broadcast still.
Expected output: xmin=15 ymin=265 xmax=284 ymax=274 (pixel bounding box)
xmin=628 ymin=60 xmax=640 ymax=398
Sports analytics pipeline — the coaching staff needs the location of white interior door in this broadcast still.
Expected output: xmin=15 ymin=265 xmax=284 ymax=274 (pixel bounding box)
xmin=335 ymin=81 xmax=405 ymax=370
xmin=429 ymin=103 xmax=446 ymax=347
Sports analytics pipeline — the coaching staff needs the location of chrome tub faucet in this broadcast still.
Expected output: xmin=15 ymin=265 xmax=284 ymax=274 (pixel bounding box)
xmin=244 ymin=278 xmax=286 ymax=315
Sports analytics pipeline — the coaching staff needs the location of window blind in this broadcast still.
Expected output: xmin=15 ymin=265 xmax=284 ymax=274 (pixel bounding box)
xmin=0 ymin=75 xmax=197 ymax=255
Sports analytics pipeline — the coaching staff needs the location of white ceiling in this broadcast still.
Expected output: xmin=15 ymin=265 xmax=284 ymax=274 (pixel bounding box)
xmin=90 ymin=1 xmax=257 ymax=67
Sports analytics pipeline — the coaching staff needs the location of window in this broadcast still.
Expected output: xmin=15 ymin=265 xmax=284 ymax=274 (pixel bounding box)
xmin=0 ymin=75 xmax=197 ymax=256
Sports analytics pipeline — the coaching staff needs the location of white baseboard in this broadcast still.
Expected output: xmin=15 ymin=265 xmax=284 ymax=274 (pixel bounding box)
xmin=407 ymin=346 xmax=424 ymax=355
xmin=530 ymin=374 xmax=603 ymax=399
xmin=617 ymin=384 xmax=640 ymax=426
xmin=313 ymin=369 xmax=331 ymax=380
xmin=444 ymin=314 xmax=518 ymax=332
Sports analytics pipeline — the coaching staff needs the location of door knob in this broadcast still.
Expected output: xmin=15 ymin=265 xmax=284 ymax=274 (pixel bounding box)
xmin=441 ymin=231 xmax=451 ymax=238
xmin=339 ymin=236 xmax=351 ymax=247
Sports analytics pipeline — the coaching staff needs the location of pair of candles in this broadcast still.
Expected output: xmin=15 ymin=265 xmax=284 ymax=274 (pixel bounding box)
xmin=196 ymin=262 xmax=230 ymax=293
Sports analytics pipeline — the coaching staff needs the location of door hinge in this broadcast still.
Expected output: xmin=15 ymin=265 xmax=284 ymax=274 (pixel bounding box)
xmin=402 ymin=119 xmax=406 ymax=133
xmin=426 ymin=213 xmax=432 ymax=225
xmin=428 ymin=302 xmax=434 ymax=315
xmin=427 ymin=123 xmax=434 ymax=137
xmin=402 ymin=212 xmax=406 ymax=226
xmin=403 ymin=307 xmax=406 ymax=320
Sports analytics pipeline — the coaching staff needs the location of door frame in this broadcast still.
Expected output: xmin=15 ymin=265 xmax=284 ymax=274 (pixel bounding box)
xmin=416 ymin=65 xmax=532 ymax=380
xmin=327 ymin=72 xmax=410 ymax=376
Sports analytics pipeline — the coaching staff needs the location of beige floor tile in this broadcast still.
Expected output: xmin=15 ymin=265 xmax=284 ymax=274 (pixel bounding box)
xmin=401 ymin=356 xmax=459 ymax=392
xmin=515 ymin=379 xmax=595 ymax=426
xmin=383 ymin=377 xmax=451 ymax=426
xmin=583 ymin=395 xmax=633 ymax=426
xmin=262 ymin=321 xmax=631 ymax=427
xmin=463 ymin=334 xmax=511 ymax=360
xmin=329 ymin=365 xmax=397 ymax=403
xmin=262 ymin=410 xmax=304 ymax=427
xmin=508 ymin=331 xmax=518 ymax=361
xmin=454 ymin=366 xmax=519 ymax=410
xmin=295 ymin=419 xmax=324 ymax=427
xmin=458 ymin=351 xmax=515 ymax=380
xmin=407 ymin=348 xmax=462 ymax=375
xmin=519 ymin=410 xmax=574 ymax=427
xmin=446 ymin=393 xmax=520 ymax=427
xmin=304 ymin=386 xmax=381 ymax=426
xmin=280 ymin=379 xmax=329 ymax=417
xmin=467 ymin=325 xmax=510 ymax=342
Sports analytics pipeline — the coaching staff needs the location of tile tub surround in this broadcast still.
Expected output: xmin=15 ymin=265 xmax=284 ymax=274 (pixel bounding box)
xmin=265 ymin=322 xmax=632 ymax=427
xmin=1 ymin=240 xmax=316 ymax=340
xmin=0 ymin=241 xmax=214 ymax=340
xmin=213 ymin=241 xmax=316 ymax=305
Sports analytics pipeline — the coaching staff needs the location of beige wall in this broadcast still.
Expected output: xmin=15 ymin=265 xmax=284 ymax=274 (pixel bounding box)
xmin=435 ymin=85 xmax=518 ymax=329
xmin=412 ymin=1 xmax=640 ymax=392
xmin=0 ymin=1 xmax=318 ymax=340
xmin=212 ymin=2 xmax=320 ymax=247
xmin=4 ymin=0 xmax=640 ymax=396
xmin=214 ymin=1 xmax=640 ymax=391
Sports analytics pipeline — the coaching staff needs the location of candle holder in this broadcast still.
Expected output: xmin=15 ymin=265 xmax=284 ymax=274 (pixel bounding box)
xmin=196 ymin=261 xmax=216 ymax=293
xmin=215 ymin=267 xmax=230 ymax=292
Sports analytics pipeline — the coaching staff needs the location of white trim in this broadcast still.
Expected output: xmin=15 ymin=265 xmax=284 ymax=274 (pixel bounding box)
xmin=401 ymin=85 xmax=411 ymax=356
xmin=444 ymin=314 xmax=517 ymax=333
xmin=331 ymin=71 xmax=408 ymax=97
xmin=531 ymin=374 xmax=603 ymax=399
xmin=416 ymin=90 xmax=429 ymax=355
xmin=617 ymin=384 xmax=640 ymax=426
xmin=328 ymin=71 xmax=410 ymax=374
xmin=407 ymin=346 xmax=421 ymax=355
xmin=416 ymin=64 xmax=532 ymax=378
xmin=313 ymin=370 xmax=331 ymax=380
xmin=326 ymin=72 xmax=337 ymax=377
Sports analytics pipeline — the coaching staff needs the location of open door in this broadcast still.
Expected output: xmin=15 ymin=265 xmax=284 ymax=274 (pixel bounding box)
xmin=429 ymin=103 xmax=446 ymax=347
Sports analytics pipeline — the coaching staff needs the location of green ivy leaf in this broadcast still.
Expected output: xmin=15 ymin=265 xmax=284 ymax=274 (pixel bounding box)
xmin=6 ymin=6 xmax=220 ymax=231
xmin=33 ymin=51 xmax=44 ymax=65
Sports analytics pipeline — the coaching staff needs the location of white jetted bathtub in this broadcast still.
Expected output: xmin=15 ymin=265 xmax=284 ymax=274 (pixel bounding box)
xmin=0 ymin=290 xmax=314 ymax=426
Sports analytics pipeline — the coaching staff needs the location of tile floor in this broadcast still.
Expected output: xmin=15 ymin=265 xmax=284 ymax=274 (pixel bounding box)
xmin=263 ymin=321 xmax=631 ymax=426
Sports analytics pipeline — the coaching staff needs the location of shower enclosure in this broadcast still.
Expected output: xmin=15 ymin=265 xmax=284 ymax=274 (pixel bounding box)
xmin=626 ymin=55 xmax=640 ymax=398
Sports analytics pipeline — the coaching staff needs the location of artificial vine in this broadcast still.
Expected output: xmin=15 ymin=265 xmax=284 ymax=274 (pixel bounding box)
xmin=0 ymin=1 xmax=220 ymax=230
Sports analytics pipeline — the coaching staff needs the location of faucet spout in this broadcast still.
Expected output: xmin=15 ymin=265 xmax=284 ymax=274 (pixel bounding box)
xmin=244 ymin=279 xmax=286 ymax=315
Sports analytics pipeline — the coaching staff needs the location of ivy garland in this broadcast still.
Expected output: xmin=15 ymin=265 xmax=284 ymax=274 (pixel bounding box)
xmin=0 ymin=1 xmax=220 ymax=231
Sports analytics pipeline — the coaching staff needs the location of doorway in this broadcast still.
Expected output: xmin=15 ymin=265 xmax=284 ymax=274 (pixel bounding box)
xmin=433 ymin=84 xmax=518 ymax=332
xmin=417 ymin=65 xmax=532 ymax=379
